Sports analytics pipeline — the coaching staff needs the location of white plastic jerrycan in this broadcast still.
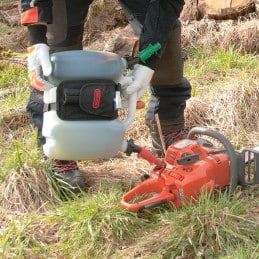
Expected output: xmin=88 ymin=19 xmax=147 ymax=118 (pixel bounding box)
xmin=42 ymin=50 xmax=138 ymax=160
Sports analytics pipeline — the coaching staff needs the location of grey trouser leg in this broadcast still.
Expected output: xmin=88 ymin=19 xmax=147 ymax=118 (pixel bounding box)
xmin=145 ymin=21 xmax=191 ymax=135
xmin=145 ymin=20 xmax=191 ymax=154
xmin=26 ymin=0 xmax=91 ymax=146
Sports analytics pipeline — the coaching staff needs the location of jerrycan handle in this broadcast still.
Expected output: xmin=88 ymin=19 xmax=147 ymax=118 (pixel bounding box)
xmin=35 ymin=66 xmax=55 ymax=91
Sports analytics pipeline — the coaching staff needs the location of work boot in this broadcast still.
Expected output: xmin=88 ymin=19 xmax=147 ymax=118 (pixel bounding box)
xmin=53 ymin=160 xmax=87 ymax=194
xmin=164 ymin=129 xmax=213 ymax=148
xmin=163 ymin=128 xmax=189 ymax=148
xmin=151 ymin=128 xmax=187 ymax=156
xmin=151 ymin=128 xmax=213 ymax=157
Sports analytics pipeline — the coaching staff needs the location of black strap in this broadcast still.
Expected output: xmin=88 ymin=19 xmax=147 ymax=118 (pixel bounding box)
xmin=43 ymin=103 xmax=56 ymax=112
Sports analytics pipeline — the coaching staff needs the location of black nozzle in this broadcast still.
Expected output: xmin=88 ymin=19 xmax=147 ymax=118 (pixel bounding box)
xmin=125 ymin=139 xmax=142 ymax=156
xmin=124 ymin=56 xmax=140 ymax=70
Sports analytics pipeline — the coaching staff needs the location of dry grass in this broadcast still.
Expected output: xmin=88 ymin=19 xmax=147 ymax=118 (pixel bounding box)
xmin=0 ymin=164 xmax=59 ymax=214
xmin=185 ymin=81 xmax=259 ymax=148
xmin=182 ymin=14 xmax=259 ymax=54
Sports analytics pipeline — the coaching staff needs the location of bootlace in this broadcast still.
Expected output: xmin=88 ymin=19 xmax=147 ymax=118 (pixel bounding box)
xmin=53 ymin=160 xmax=79 ymax=173
xmin=164 ymin=128 xmax=189 ymax=139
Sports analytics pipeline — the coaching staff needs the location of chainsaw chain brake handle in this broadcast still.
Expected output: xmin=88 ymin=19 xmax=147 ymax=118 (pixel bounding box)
xmin=187 ymin=127 xmax=238 ymax=192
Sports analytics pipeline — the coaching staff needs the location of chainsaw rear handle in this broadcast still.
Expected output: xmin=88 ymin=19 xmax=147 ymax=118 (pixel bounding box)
xmin=188 ymin=127 xmax=238 ymax=192
xmin=120 ymin=177 xmax=175 ymax=212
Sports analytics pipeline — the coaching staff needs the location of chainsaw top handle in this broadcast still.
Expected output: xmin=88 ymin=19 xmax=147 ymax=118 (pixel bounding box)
xmin=188 ymin=127 xmax=238 ymax=192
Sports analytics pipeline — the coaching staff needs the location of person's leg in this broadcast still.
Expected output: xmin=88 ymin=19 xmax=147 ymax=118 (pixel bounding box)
xmin=27 ymin=0 xmax=92 ymax=144
xmin=146 ymin=20 xmax=212 ymax=155
xmin=145 ymin=21 xmax=192 ymax=154
xmin=47 ymin=0 xmax=93 ymax=52
xmin=118 ymin=0 xmax=149 ymax=35
xmin=119 ymin=0 xmax=191 ymax=155
xmin=26 ymin=0 xmax=92 ymax=192
xmin=26 ymin=87 xmax=47 ymax=147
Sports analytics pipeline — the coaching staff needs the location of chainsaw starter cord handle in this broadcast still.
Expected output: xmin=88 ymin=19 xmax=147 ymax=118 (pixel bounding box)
xmin=187 ymin=127 xmax=238 ymax=193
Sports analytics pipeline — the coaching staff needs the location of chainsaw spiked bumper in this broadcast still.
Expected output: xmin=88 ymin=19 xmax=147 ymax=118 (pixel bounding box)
xmin=238 ymin=148 xmax=259 ymax=185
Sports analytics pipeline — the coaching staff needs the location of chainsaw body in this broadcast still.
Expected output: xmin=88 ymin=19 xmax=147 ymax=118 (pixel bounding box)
xmin=121 ymin=139 xmax=230 ymax=212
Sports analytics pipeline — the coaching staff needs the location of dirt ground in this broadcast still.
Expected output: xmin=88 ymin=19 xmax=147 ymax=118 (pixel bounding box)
xmin=80 ymin=118 xmax=154 ymax=194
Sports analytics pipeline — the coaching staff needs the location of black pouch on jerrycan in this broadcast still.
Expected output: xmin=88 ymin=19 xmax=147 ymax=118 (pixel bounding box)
xmin=56 ymin=79 xmax=119 ymax=120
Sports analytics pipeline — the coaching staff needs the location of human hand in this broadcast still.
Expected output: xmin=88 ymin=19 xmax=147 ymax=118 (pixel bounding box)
xmin=27 ymin=43 xmax=53 ymax=91
xmin=126 ymin=64 xmax=154 ymax=98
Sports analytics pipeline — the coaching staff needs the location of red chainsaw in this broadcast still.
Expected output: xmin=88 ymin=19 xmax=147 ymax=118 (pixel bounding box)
xmin=121 ymin=127 xmax=259 ymax=212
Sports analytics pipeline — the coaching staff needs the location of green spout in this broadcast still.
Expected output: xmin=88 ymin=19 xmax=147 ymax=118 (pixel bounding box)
xmin=137 ymin=42 xmax=161 ymax=63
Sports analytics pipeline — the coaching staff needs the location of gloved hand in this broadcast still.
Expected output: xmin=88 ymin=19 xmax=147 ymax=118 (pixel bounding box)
xmin=126 ymin=64 xmax=154 ymax=98
xmin=27 ymin=43 xmax=53 ymax=91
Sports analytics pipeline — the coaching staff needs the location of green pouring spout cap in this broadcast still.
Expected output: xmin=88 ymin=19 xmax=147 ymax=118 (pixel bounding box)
xmin=137 ymin=42 xmax=161 ymax=63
